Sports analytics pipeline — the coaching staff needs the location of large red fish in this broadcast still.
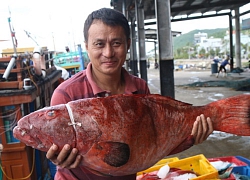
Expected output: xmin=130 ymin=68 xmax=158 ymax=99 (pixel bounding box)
xmin=13 ymin=94 xmax=250 ymax=176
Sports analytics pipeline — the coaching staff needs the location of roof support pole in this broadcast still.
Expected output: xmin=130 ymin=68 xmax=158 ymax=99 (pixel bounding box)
xmin=121 ymin=0 xmax=130 ymax=71
xmin=229 ymin=12 xmax=234 ymax=71
xmin=155 ymin=0 xmax=174 ymax=98
xmin=135 ymin=0 xmax=148 ymax=82
xmin=122 ymin=0 xmax=126 ymax=15
xmin=130 ymin=16 xmax=139 ymax=76
xmin=234 ymin=7 xmax=242 ymax=68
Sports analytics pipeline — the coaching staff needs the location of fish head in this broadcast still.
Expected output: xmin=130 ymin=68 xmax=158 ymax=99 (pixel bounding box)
xmin=13 ymin=104 xmax=76 ymax=152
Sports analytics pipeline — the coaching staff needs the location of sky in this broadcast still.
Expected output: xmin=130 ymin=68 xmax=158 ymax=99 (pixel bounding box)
xmin=0 ymin=0 xmax=250 ymax=53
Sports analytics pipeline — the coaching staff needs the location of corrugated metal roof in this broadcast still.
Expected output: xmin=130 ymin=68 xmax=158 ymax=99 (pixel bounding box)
xmin=110 ymin=0 xmax=250 ymax=19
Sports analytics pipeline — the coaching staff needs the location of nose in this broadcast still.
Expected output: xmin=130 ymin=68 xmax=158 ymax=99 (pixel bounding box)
xmin=102 ymin=44 xmax=114 ymax=58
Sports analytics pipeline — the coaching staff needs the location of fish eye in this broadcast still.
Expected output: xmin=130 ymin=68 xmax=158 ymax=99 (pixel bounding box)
xmin=47 ymin=110 xmax=55 ymax=117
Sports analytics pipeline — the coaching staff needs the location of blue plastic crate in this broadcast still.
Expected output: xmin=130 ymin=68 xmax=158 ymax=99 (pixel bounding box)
xmin=231 ymin=166 xmax=250 ymax=178
xmin=231 ymin=156 xmax=250 ymax=178
xmin=235 ymin=156 xmax=250 ymax=166
xmin=209 ymin=156 xmax=250 ymax=179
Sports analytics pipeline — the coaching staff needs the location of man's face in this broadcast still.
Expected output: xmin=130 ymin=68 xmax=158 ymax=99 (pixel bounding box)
xmin=85 ymin=20 xmax=130 ymax=75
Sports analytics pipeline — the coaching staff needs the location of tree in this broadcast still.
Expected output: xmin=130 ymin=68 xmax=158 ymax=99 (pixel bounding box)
xmin=209 ymin=48 xmax=215 ymax=58
xmin=215 ymin=47 xmax=220 ymax=56
xmin=199 ymin=48 xmax=206 ymax=58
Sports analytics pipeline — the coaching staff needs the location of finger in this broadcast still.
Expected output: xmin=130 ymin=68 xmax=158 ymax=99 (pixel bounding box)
xmin=46 ymin=144 xmax=59 ymax=161
xmin=59 ymin=148 xmax=79 ymax=168
xmin=197 ymin=115 xmax=214 ymax=144
xmin=200 ymin=115 xmax=214 ymax=142
xmin=200 ymin=114 xmax=208 ymax=142
xmin=68 ymin=155 xmax=83 ymax=169
xmin=56 ymin=144 xmax=72 ymax=166
xmin=203 ymin=117 xmax=213 ymax=140
xmin=191 ymin=115 xmax=203 ymax=145
xmin=207 ymin=117 xmax=213 ymax=134
xmin=191 ymin=116 xmax=199 ymax=137
xmin=195 ymin=115 xmax=203 ymax=144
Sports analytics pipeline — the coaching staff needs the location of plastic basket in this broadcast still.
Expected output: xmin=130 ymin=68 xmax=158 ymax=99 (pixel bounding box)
xmin=235 ymin=156 xmax=250 ymax=166
xmin=231 ymin=166 xmax=250 ymax=178
xmin=167 ymin=154 xmax=218 ymax=180
xmin=137 ymin=154 xmax=218 ymax=180
xmin=208 ymin=156 xmax=248 ymax=167
xmin=137 ymin=157 xmax=179 ymax=176
xmin=209 ymin=156 xmax=250 ymax=179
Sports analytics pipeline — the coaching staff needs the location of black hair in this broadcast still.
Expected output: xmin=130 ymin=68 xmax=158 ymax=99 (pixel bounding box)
xmin=83 ymin=8 xmax=130 ymax=42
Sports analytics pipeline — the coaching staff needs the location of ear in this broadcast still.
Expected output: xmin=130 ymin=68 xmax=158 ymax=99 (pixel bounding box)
xmin=84 ymin=41 xmax=91 ymax=60
xmin=84 ymin=41 xmax=88 ymax=51
xmin=127 ymin=38 xmax=131 ymax=52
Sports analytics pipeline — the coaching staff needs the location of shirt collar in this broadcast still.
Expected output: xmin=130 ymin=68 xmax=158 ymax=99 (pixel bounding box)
xmin=86 ymin=63 xmax=138 ymax=96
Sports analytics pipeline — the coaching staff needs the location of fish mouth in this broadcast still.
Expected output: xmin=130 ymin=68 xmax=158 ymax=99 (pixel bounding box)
xmin=13 ymin=126 xmax=51 ymax=151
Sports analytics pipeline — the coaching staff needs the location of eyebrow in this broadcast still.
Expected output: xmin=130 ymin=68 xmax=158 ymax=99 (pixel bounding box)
xmin=94 ymin=37 xmax=124 ymax=41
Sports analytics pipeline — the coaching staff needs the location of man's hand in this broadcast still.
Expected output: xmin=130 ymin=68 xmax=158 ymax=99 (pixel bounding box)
xmin=46 ymin=144 xmax=82 ymax=169
xmin=191 ymin=114 xmax=213 ymax=145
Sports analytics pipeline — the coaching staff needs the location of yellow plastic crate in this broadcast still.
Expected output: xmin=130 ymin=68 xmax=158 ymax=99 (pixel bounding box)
xmin=137 ymin=157 xmax=179 ymax=175
xmin=155 ymin=157 xmax=180 ymax=165
xmin=168 ymin=154 xmax=218 ymax=180
xmin=137 ymin=154 xmax=219 ymax=180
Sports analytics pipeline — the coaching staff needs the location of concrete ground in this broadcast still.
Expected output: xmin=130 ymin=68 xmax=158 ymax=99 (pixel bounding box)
xmin=146 ymin=67 xmax=250 ymax=160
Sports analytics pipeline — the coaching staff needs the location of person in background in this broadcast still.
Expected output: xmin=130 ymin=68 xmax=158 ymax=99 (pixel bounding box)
xmin=154 ymin=61 xmax=159 ymax=69
xmin=147 ymin=59 xmax=150 ymax=69
xmin=46 ymin=8 xmax=213 ymax=180
xmin=216 ymin=55 xmax=230 ymax=77
xmin=212 ymin=56 xmax=221 ymax=64
xmin=65 ymin=46 xmax=70 ymax=53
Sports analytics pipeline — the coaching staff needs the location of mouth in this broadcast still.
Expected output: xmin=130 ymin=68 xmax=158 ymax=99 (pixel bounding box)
xmin=13 ymin=126 xmax=52 ymax=152
xmin=102 ymin=61 xmax=117 ymax=66
xmin=14 ymin=127 xmax=41 ymax=148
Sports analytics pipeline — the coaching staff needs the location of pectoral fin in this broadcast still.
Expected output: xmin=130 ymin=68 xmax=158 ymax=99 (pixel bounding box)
xmin=93 ymin=141 xmax=130 ymax=167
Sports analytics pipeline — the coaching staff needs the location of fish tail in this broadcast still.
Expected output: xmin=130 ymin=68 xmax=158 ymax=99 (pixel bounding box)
xmin=207 ymin=94 xmax=250 ymax=136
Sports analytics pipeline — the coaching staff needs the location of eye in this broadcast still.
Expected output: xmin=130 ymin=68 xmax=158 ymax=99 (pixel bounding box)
xmin=94 ymin=42 xmax=104 ymax=48
xmin=47 ymin=110 xmax=55 ymax=117
xmin=112 ymin=41 xmax=122 ymax=47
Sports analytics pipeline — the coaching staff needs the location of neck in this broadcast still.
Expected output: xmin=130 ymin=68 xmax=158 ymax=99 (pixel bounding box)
xmin=92 ymin=69 xmax=125 ymax=95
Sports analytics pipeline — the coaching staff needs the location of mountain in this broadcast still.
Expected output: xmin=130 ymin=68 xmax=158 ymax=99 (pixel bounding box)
xmin=173 ymin=28 xmax=228 ymax=51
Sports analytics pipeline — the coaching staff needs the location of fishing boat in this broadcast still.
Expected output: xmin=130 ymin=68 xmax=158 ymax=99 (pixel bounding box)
xmin=0 ymin=47 xmax=62 ymax=180
xmin=53 ymin=49 xmax=89 ymax=77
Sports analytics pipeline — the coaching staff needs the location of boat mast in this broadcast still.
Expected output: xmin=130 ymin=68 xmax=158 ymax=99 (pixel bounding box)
xmin=3 ymin=8 xmax=18 ymax=80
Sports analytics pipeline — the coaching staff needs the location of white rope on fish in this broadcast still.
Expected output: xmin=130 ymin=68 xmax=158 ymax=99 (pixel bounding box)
xmin=65 ymin=103 xmax=81 ymax=131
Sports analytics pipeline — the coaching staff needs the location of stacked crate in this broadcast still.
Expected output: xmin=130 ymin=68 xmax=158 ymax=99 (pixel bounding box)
xmin=137 ymin=154 xmax=250 ymax=179
xmin=208 ymin=156 xmax=250 ymax=179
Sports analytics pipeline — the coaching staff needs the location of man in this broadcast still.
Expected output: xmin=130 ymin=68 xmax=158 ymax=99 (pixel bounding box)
xmin=47 ymin=8 xmax=213 ymax=180
xmin=216 ymin=55 xmax=230 ymax=77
